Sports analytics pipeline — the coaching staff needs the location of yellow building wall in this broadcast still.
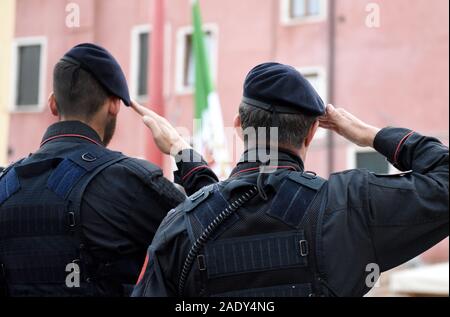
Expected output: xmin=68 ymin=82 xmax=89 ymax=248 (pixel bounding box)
xmin=0 ymin=0 xmax=15 ymax=166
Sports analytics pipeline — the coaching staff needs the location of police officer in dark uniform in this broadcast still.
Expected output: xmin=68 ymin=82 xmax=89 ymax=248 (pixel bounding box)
xmin=132 ymin=63 xmax=449 ymax=297
xmin=0 ymin=44 xmax=186 ymax=297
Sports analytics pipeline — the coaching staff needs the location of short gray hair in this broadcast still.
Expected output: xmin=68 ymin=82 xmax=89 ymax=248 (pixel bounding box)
xmin=239 ymin=103 xmax=318 ymax=149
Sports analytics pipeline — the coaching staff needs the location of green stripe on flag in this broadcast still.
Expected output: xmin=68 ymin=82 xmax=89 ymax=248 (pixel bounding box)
xmin=192 ymin=0 xmax=214 ymax=119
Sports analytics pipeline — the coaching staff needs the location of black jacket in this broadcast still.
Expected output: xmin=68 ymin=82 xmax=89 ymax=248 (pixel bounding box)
xmin=3 ymin=121 xmax=186 ymax=295
xmin=132 ymin=127 xmax=449 ymax=297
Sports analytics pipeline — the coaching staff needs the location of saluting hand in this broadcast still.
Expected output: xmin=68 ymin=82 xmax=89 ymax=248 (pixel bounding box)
xmin=319 ymin=104 xmax=381 ymax=148
xmin=131 ymin=100 xmax=192 ymax=156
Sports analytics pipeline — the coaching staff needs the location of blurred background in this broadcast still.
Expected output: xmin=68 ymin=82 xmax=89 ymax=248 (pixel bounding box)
xmin=0 ymin=0 xmax=448 ymax=296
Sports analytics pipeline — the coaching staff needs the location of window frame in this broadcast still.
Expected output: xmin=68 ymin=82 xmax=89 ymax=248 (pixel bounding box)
xmin=11 ymin=36 xmax=47 ymax=113
xmin=175 ymin=24 xmax=219 ymax=95
xmin=130 ymin=24 xmax=152 ymax=102
xmin=280 ymin=0 xmax=328 ymax=26
xmin=296 ymin=66 xmax=328 ymax=139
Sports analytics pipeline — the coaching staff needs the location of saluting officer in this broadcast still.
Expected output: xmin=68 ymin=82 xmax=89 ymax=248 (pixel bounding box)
xmin=131 ymin=62 xmax=448 ymax=297
xmin=0 ymin=44 xmax=186 ymax=297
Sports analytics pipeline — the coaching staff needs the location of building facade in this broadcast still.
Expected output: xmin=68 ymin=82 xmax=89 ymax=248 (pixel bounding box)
xmin=6 ymin=0 xmax=449 ymax=172
xmin=0 ymin=0 xmax=15 ymax=166
xmin=4 ymin=0 xmax=449 ymax=258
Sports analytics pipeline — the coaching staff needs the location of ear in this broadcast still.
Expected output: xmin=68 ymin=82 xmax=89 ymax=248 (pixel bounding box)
xmin=48 ymin=92 xmax=59 ymax=117
xmin=233 ymin=113 xmax=243 ymax=141
xmin=304 ymin=120 xmax=320 ymax=148
xmin=107 ymin=97 xmax=121 ymax=117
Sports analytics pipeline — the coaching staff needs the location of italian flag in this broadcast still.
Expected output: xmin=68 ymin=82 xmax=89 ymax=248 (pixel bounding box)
xmin=192 ymin=0 xmax=229 ymax=176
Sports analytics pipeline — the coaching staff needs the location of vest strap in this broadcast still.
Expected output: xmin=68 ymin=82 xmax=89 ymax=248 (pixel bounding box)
xmin=0 ymin=158 xmax=26 ymax=207
xmin=47 ymin=144 xmax=125 ymax=200
xmin=205 ymin=231 xmax=308 ymax=279
xmin=0 ymin=168 xmax=20 ymax=206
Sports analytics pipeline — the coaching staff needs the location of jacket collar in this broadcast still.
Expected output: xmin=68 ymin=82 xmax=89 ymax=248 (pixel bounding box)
xmin=40 ymin=121 xmax=104 ymax=148
xmin=230 ymin=147 xmax=304 ymax=178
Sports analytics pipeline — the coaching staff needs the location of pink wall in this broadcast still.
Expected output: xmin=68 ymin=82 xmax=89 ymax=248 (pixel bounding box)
xmin=9 ymin=0 xmax=449 ymax=168
xmin=6 ymin=0 xmax=450 ymax=267
xmin=335 ymin=0 xmax=449 ymax=136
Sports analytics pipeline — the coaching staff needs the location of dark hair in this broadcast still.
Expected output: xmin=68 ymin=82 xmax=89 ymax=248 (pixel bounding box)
xmin=53 ymin=60 xmax=111 ymax=120
xmin=239 ymin=103 xmax=318 ymax=149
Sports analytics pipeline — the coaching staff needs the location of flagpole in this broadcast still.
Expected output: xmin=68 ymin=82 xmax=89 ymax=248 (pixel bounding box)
xmin=146 ymin=0 xmax=165 ymax=166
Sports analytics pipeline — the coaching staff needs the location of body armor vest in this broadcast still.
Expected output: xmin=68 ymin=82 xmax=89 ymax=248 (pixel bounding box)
xmin=0 ymin=143 xmax=127 ymax=297
xmin=181 ymin=170 xmax=329 ymax=297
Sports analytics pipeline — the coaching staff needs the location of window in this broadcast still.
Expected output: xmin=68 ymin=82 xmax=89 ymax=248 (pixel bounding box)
xmin=356 ymin=151 xmax=390 ymax=174
xmin=176 ymin=25 xmax=218 ymax=94
xmin=12 ymin=37 xmax=46 ymax=111
xmin=183 ymin=32 xmax=213 ymax=88
xmin=349 ymin=148 xmax=395 ymax=174
xmin=291 ymin=0 xmax=321 ymax=18
xmin=131 ymin=25 xmax=151 ymax=100
xmin=281 ymin=0 xmax=327 ymax=25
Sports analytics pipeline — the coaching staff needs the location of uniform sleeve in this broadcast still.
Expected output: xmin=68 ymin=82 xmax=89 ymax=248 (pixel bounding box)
xmin=323 ymin=127 xmax=448 ymax=296
xmin=132 ymin=209 xmax=191 ymax=297
xmin=174 ymin=149 xmax=219 ymax=196
xmin=366 ymin=127 xmax=449 ymax=271
xmin=127 ymin=174 xmax=186 ymax=247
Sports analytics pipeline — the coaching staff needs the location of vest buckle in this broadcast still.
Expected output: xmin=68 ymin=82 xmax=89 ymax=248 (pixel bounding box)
xmin=68 ymin=211 xmax=76 ymax=228
xmin=197 ymin=255 xmax=207 ymax=271
xmin=82 ymin=153 xmax=97 ymax=162
xmin=299 ymin=240 xmax=309 ymax=257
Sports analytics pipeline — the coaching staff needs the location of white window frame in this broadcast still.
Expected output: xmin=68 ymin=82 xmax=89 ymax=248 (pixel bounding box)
xmin=130 ymin=25 xmax=152 ymax=102
xmin=280 ymin=0 xmax=328 ymax=26
xmin=296 ymin=66 xmax=327 ymax=139
xmin=10 ymin=36 xmax=47 ymax=113
xmin=175 ymin=24 xmax=219 ymax=95
xmin=347 ymin=145 xmax=399 ymax=174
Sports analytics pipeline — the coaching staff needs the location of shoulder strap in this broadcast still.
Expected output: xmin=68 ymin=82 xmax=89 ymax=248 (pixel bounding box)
xmin=266 ymin=171 xmax=330 ymax=296
xmin=265 ymin=171 xmax=327 ymax=228
xmin=0 ymin=158 xmax=25 ymax=181
xmin=300 ymin=182 xmax=332 ymax=296
xmin=65 ymin=148 xmax=127 ymax=231
xmin=0 ymin=159 xmax=26 ymax=206
xmin=46 ymin=145 xmax=124 ymax=200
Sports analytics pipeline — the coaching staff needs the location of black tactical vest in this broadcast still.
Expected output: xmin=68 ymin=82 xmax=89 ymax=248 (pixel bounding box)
xmin=0 ymin=143 xmax=128 ymax=297
xmin=180 ymin=170 xmax=331 ymax=297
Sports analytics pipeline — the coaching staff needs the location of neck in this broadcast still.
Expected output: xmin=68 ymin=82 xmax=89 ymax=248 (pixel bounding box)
xmin=60 ymin=117 xmax=105 ymax=142
xmin=299 ymin=146 xmax=307 ymax=163
xmin=245 ymin=143 xmax=306 ymax=162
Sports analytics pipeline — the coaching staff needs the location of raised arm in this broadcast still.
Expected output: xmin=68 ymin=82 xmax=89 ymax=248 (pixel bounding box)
xmin=320 ymin=105 xmax=449 ymax=272
xmin=131 ymin=101 xmax=218 ymax=195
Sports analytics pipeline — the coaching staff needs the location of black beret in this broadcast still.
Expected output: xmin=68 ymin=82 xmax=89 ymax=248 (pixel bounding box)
xmin=61 ymin=43 xmax=131 ymax=107
xmin=243 ymin=62 xmax=325 ymax=116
